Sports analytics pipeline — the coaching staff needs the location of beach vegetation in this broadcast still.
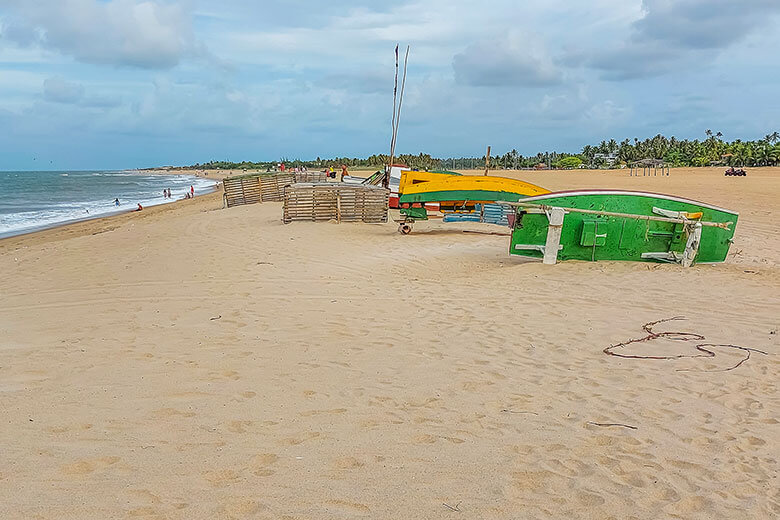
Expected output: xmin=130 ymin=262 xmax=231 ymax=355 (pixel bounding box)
xmin=181 ymin=130 xmax=780 ymax=171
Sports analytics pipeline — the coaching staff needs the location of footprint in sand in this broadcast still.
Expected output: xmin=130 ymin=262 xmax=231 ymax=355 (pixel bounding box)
xmin=128 ymin=489 xmax=162 ymax=505
xmin=203 ymin=469 xmax=241 ymax=487
xmin=281 ymin=431 xmax=321 ymax=446
xmin=153 ymin=407 xmax=195 ymax=418
xmin=412 ymin=433 xmax=437 ymax=444
xmin=251 ymin=453 xmax=279 ymax=477
xmin=227 ymin=420 xmax=253 ymax=433
xmin=221 ymin=499 xmax=266 ymax=517
xmin=61 ymin=456 xmax=121 ymax=475
xmin=46 ymin=423 xmax=93 ymax=434
xmin=127 ymin=506 xmax=159 ymax=517
xmin=207 ymin=370 xmax=240 ymax=381
xmin=511 ymin=469 xmax=557 ymax=492
xmin=326 ymin=499 xmax=370 ymax=513
xmin=576 ymin=490 xmax=606 ymax=507
xmin=333 ymin=456 xmax=364 ymax=469
xmin=298 ymin=408 xmax=347 ymax=417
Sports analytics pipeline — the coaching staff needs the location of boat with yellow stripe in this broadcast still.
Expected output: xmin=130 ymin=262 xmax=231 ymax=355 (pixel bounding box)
xmin=397 ymin=170 xmax=550 ymax=232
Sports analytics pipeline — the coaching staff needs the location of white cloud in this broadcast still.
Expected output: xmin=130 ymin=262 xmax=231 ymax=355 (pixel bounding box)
xmin=453 ymin=32 xmax=562 ymax=87
xmin=0 ymin=0 xmax=779 ymax=169
xmin=0 ymin=0 xmax=200 ymax=69
xmin=583 ymin=0 xmax=780 ymax=80
xmin=43 ymin=76 xmax=84 ymax=103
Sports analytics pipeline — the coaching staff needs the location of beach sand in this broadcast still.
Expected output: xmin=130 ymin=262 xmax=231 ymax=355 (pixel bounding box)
xmin=1 ymin=167 xmax=777 ymax=519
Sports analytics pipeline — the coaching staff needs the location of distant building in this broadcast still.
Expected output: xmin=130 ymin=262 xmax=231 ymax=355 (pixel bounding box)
xmin=593 ymin=153 xmax=619 ymax=165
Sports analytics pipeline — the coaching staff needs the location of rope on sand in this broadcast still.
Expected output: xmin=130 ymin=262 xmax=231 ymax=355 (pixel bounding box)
xmin=604 ymin=316 xmax=768 ymax=372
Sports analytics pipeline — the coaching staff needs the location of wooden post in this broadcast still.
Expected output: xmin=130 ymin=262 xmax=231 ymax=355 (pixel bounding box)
xmin=337 ymin=193 xmax=342 ymax=223
xmin=543 ymin=207 xmax=566 ymax=265
xmin=681 ymin=222 xmax=702 ymax=267
xmin=481 ymin=146 xmax=491 ymax=221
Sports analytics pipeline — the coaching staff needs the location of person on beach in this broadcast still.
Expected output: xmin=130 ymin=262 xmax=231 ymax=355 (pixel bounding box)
xmin=166 ymin=188 xmax=171 ymax=198
xmin=163 ymin=189 xmax=167 ymax=198
xmin=137 ymin=203 xmax=143 ymax=211
xmin=114 ymin=198 xmax=120 ymax=206
xmin=190 ymin=185 xmax=194 ymax=198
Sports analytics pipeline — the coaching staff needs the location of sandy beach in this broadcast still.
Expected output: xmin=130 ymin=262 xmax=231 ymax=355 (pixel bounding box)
xmin=0 ymin=167 xmax=777 ymax=519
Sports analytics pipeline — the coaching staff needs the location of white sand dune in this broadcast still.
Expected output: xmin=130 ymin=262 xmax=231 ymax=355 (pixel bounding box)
xmin=0 ymin=167 xmax=777 ymax=519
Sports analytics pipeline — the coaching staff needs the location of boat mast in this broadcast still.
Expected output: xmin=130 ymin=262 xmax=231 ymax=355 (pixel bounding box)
xmin=386 ymin=45 xmax=410 ymax=188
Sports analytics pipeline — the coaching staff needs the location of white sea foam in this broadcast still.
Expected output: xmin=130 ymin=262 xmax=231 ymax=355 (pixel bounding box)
xmin=0 ymin=171 xmax=217 ymax=238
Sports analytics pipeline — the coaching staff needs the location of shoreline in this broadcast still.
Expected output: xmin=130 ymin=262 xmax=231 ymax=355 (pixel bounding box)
xmin=0 ymin=170 xmax=224 ymax=242
xmin=0 ymin=190 xmax=224 ymax=249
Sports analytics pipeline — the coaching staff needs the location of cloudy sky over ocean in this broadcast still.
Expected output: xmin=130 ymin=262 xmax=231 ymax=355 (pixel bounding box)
xmin=1 ymin=0 xmax=779 ymax=169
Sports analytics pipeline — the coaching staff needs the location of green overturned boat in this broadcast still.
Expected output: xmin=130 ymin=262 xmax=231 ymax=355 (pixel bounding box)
xmin=508 ymin=190 xmax=738 ymax=266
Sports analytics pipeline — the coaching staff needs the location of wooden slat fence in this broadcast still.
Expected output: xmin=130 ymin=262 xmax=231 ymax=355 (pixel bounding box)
xmin=223 ymin=173 xmax=296 ymax=207
xmin=283 ymin=183 xmax=389 ymax=224
xmin=294 ymin=171 xmax=329 ymax=183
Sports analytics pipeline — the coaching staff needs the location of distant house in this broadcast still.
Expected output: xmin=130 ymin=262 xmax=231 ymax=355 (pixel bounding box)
xmin=593 ymin=153 xmax=619 ymax=166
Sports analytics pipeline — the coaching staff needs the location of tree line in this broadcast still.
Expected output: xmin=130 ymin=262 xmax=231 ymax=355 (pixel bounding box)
xmin=182 ymin=131 xmax=780 ymax=171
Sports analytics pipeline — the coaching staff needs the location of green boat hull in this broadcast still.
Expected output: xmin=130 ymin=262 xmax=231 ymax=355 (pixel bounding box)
xmin=509 ymin=190 xmax=738 ymax=264
xmin=400 ymin=189 xmax=531 ymax=205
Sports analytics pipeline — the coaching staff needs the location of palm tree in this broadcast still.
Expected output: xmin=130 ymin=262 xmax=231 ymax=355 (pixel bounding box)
xmin=756 ymin=143 xmax=771 ymax=166
xmin=769 ymin=145 xmax=780 ymax=165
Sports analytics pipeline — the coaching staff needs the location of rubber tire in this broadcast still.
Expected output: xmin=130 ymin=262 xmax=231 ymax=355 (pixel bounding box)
xmin=399 ymin=224 xmax=412 ymax=235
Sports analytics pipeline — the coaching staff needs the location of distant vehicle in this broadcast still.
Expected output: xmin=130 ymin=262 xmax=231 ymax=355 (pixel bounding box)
xmin=725 ymin=167 xmax=747 ymax=176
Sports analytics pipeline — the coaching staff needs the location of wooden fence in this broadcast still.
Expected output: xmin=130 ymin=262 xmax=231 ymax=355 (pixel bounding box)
xmin=223 ymin=173 xmax=295 ymax=207
xmin=283 ymin=183 xmax=389 ymax=224
xmin=294 ymin=171 xmax=329 ymax=183
xmin=223 ymin=172 xmax=333 ymax=208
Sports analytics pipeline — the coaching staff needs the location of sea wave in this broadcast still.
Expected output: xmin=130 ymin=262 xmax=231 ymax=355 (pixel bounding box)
xmin=0 ymin=172 xmax=218 ymax=238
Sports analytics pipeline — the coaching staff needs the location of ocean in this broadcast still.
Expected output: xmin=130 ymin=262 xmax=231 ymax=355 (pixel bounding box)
xmin=0 ymin=170 xmax=218 ymax=238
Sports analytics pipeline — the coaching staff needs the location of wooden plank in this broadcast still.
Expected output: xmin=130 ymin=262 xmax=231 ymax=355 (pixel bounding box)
xmin=543 ymin=207 xmax=565 ymax=265
xmin=681 ymin=222 xmax=702 ymax=267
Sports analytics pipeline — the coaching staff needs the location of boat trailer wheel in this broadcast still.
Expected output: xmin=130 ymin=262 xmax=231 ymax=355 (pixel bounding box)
xmin=399 ymin=223 xmax=413 ymax=235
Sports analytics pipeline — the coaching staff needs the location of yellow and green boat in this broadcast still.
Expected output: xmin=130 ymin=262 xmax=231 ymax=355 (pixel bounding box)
xmin=397 ymin=171 xmax=549 ymax=232
xmin=508 ymin=190 xmax=738 ymax=266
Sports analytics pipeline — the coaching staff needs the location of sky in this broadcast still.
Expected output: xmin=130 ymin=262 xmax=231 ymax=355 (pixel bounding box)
xmin=1 ymin=0 xmax=779 ymax=170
